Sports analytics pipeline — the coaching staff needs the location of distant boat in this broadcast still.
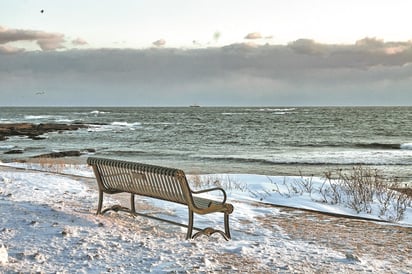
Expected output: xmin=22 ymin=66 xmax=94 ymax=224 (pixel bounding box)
xmin=190 ymin=104 xmax=200 ymax=108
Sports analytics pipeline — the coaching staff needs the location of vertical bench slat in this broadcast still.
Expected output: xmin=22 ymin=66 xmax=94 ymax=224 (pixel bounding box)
xmin=122 ymin=166 xmax=132 ymax=192
xmin=99 ymin=164 xmax=112 ymax=189
xmin=158 ymin=172 xmax=171 ymax=201
xmin=145 ymin=170 xmax=156 ymax=197
xmin=141 ymin=170 xmax=151 ymax=194
xmin=163 ymin=175 xmax=175 ymax=201
xmin=118 ymin=167 xmax=127 ymax=190
xmin=113 ymin=165 xmax=122 ymax=189
xmin=170 ymin=176 xmax=185 ymax=203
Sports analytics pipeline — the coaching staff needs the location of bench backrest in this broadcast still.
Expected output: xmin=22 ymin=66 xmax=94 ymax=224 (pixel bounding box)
xmin=87 ymin=157 xmax=192 ymax=205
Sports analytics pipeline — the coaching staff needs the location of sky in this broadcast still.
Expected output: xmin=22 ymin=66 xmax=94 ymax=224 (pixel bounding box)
xmin=1 ymin=0 xmax=412 ymax=106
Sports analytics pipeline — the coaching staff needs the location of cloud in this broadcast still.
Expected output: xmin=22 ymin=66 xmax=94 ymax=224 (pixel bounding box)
xmin=152 ymin=39 xmax=166 ymax=47
xmin=0 ymin=25 xmax=65 ymax=51
xmin=355 ymin=37 xmax=412 ymax=55
xmin=0 ymin=45 xmax=24 ymax=54
xmin=72 ymin=38 xmax=88 ymax=46
xmin=37 ymin=35 xmax=65 ymax=51
xmin=244 ymin=32 xmax=262 ymax=40
xmin=288 ymin=37 xmax=412 ymax=59
xmin=288 ymin=39 xmax=329 ymax=55
xmin=1 ymin=38 xmax=412 ymax=106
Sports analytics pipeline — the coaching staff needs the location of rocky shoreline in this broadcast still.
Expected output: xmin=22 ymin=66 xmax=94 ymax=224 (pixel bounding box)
xmin=0 ymin=123 xmax=92 ymax=157
xmin=0 ymin=123 xmax=88 ymax=141
xmin=1 ymin=123 xmax=411 ymax=197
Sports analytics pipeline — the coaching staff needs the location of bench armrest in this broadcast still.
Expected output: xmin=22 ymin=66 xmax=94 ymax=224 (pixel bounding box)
xmin=191 ymin=187 xmax=227 ymax=204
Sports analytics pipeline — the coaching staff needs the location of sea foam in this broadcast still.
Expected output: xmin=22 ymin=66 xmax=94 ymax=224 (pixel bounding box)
xmin=400 ymin=143 xmax=412 ymax=150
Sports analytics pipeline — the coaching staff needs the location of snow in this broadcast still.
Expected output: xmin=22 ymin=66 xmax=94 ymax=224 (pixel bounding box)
xmin=0 ymin=162 xmax=411 ymax=273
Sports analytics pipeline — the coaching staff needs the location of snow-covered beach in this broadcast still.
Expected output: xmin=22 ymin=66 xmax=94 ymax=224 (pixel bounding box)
xmin=1 ymin=162 xmax=411 ymax=273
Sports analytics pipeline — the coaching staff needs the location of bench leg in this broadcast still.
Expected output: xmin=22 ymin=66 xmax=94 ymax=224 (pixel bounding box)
xmin=186 ymin=210 xmax=194 ymax=240
xmin=130 ymin=194 xmax=136 ymax=214
xmin=224 ymin=212 xmax=231 ymax=239
xmin=96 ymin=190 xmax=103 ymax=215
xmin=191 ymin=213 xmax=231 ymax=241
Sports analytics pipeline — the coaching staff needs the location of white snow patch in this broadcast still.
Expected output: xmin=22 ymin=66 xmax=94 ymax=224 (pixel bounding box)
xmin=0 ymin=162 xmax=411 ymax=272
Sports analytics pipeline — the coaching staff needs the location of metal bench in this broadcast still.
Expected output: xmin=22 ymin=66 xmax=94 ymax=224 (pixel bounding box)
xmin=87 ymin=157 xmax=234 ymax=240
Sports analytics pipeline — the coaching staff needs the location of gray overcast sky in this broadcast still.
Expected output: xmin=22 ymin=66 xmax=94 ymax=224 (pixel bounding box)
xmin=1 ymin=40 xmax=412 ymax=106
xmin=1 ymin=1 xmax=412 ymax=106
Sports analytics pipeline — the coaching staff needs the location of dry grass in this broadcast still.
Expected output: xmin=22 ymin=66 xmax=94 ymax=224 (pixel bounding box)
xmin=320 ymin=166 xmax=411 ymax=222
xmin=24 ymin=158 xmax=80 ymax=174
xmin=188 ymin=174 xmax=247 ymax=192
xmin=189 ymin=166 xmax=411 ymax=223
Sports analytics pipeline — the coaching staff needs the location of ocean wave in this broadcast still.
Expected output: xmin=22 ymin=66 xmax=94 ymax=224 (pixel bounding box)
xmin=258 ymin=108 xmax=296 ymax=112
xmin=56 ymin=119 xmax=75 ymax=123
xmin=223 ymin=108 xmax=296 ymax=116
xmin=354 ymin=143 xmax=401 ymax=150
xmin=0 ymin=145 xmax=16 ymax=150
xmin=197 ymin=154 xmax=411 ymax=166
xmin=24 ymin=115 xmax=53 ymax=120
xmin=221 ymin=112 xmax=248 ymax=115
xmin=400 ymin=143 xmax=412 ymax=150
xmin=90 ymin=110 xmax=110 ymax=115
xmin=87 ymin=122 xmax=142 ymax=132
xmin=294 ymin=142 xmax=403 ymax=150
xmin=111 ymin=121 xmax=141 ymax=127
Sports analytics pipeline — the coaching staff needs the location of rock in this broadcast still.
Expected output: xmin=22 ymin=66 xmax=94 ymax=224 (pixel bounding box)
xmin=0 ymin=123 xmax=88 ymax=141
xmin=4 ymin=149 xmax=24 ymax=154
xmin=345 ymin=252 xmax=361 ymax=262
xmin=33 ymin=252 xmax=46 ymax=263
xmin=32 ymin=150 xmax=82 ymax=158
xmin=31 ymin=136 xmax=48 ymax=140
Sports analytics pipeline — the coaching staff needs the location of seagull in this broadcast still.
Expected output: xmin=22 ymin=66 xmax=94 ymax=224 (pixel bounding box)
xmin=35 ymin=91 xmax=45 ymax=95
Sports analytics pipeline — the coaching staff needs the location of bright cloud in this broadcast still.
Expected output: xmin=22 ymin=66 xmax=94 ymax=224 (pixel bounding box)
xmin=244 ymin=32 xmax=262 ymax=40
xmin=152 ymin=39 xmax=166 ymax=47
xmin=72 ymin=38 xmax=88 ymax=46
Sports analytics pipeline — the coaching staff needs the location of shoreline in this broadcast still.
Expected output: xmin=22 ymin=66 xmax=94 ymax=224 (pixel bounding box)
xmin=1 ymin=122 xmax=411 ymax=185
xmin=2 ymin=149 xmax=412 ymax=191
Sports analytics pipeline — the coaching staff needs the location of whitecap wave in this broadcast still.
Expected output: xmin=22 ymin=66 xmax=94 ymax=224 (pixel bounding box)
xmin=400 ymin=143 xmax=412 ymax=150
xmin=0 ymin=145 xmax=16 ymax=150
xmin=24 ymin=115 xmax=53 ymax=120
xmin=258 ymin=108 xmax=296 ymax=112
xmin=111 ymin=122 xmax=142 ymax=127
xmin=90 ymin=110 xmax=110 ymax=115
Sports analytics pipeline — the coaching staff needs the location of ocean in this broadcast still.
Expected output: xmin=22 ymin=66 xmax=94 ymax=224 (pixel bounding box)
xmin=1 ymin=106 xmax=411 ymax=182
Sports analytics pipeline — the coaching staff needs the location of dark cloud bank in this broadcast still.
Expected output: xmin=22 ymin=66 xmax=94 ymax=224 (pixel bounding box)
xmin=1 ymin=37 xmax=412 ymax=106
